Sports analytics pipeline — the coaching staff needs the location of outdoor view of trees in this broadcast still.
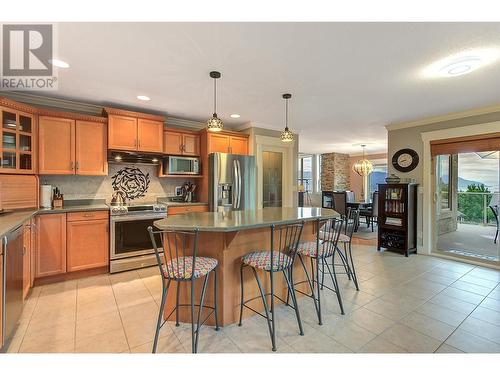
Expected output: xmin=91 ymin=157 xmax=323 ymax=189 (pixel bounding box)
xmin=458 ymin=183 xmax=496 ymax=224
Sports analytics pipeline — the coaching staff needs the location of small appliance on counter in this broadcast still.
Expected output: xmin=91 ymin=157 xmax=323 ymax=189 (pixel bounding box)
xmin=52 ymin=187 xmax=63 ymax=208
xmin=110 ymin=191 xmax=126 ymax=206
xmin=40 ymin=184 xmax=52 ymax=208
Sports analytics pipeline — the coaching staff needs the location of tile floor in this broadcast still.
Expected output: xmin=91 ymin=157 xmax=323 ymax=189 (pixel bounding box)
xmin=6 ymin=243 xmax=500 ymax=353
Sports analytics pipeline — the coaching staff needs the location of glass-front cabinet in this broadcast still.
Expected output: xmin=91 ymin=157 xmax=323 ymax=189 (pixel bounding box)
xmin=0 ymin=106 xmax=36 ymax=174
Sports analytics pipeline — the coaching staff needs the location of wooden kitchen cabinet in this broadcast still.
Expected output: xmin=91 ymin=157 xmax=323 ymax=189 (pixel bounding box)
xmin=38 ymin=116 xmax=75 ymax=174
xmin=105 ymin=108 xmax=164 ymax=153
xmin=67 ymin=211 xmax=109 ymax=272
xmin=138 ymin=119 xmax=164 ymax=153
xmin=75 ymin=120 xmax=108 ymax=175
xmin=205 ymin=132 xmax=249 ymax=155
xmin=164 ymin=129 xmax=200 ymax=156
xmin=35 ymin=213 xmax=67 ymax=278
xmin=108 ymin=115 xmax=137 ymax=151
xmin=0 ymin=99 xmax=38 ymax=175
xmin=167 ymin=205 xmax=209 ymax=216
xmin=39 ymin=114 xmax=108 ymax=175
xmin=229 ymin=135 xmax=249 ymax=155
xmin=23 ymin=220 xmax=31 ymax=300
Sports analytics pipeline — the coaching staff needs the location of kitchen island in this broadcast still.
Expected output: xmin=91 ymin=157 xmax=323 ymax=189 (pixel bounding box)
xmin=154 ymin=207 xmax=339 ymax=325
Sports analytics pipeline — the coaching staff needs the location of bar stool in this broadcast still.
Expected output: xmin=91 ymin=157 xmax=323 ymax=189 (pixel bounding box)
xmin=238 ymin=221 xmax=305 ymax=352
xmin=320 ymin=208 xmax=360 ymax=291
xmin=294 ymin=217 xmax=345 ymax=324
xmin=148 ymin=227 xmax=219 ymax=354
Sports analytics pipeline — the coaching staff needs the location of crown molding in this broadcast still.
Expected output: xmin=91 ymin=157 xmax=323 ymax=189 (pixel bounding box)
xmin=103 ymin=107 xmax=165 ymax=122
xmin=167 ymin=117 xmax=204 ymax=130
xmin=0 ymin=97 xmax=38 ymax=114
xmin=386 ymin=102 xmax=500 ymax=131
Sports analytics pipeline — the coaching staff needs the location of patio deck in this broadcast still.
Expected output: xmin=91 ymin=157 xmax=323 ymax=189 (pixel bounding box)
xmin=437 ymin=223 xmax=499 ymax=261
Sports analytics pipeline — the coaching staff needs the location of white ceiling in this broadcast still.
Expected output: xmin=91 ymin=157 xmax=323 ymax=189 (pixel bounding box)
xmin=48 ymin=22 xmax=500 ymax=155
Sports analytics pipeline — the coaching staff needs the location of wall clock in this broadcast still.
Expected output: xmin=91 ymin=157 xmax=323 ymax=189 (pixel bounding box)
xmin=392 ymin=148 xmax=419 ymax=173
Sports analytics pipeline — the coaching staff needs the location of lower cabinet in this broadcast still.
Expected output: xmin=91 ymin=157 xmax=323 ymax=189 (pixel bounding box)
xmin=167 ymin=204 xmax=209 ymax=216
xmin=35 ymin=213 xmax=67 ymax=278
xmin=67 ymin=214 xmax=109 ymax=272
xmin=35 ymin=210 xmax=109 ymax=278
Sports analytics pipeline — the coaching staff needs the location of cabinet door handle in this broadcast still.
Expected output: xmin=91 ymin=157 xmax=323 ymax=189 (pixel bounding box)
xmin=75 ymin=161 xmax=79 ymax=171
xmin=82 ymin=213 xmax=94 ymax=218
xmin=70 ymin=161 xmax=74 ymax=170
xmin=138 ymin=139 xmax=141 ymax=148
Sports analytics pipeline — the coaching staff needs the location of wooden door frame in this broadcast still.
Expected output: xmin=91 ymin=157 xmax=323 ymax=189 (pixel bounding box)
xmin=421 ymin=120 xmax=500 ymax=264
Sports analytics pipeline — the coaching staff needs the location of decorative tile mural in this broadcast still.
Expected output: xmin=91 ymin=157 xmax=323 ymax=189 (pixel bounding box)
xmin=111 ymin=166 xmax=151 ymax=200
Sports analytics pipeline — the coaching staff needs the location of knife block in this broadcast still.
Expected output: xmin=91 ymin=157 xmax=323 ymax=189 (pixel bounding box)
xmin=52 ymin=197 xmax=63 ymax=208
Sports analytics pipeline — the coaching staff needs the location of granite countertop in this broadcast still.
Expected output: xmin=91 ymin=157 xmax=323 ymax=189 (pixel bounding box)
xmin=154 ymin=207 xmax=339 ymax=232
xmin=0 ymin=202 xmax=109 ymax=237
xmin=165 ymin=202 xmax=208 ymax=207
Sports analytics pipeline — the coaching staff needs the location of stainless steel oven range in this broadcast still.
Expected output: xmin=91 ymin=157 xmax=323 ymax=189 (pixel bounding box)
xmin=109 ymin=202 xmax=166 ymax=273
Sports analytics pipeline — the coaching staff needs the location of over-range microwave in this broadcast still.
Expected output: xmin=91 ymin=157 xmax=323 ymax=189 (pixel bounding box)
xmin=165 ymin=156 xmax=200 ymax=175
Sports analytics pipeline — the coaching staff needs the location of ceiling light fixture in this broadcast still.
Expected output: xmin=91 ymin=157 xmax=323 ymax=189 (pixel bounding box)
xmin=280 ymin=93 xmax=294 ymax=143
xmin=230 ymin=114 xmax=241 ymax=118
xmin=49 ymin=59 xmax=70 ymax=68
xmin=423 ymin=48 xmax=499 ymax=78
xmin=206 ymin=71 xmax=223 ymax=132
xmin=353 ymin=145 xmax=373 ymax=177
xmin=137 ymin=95 xmax=151 ymax=101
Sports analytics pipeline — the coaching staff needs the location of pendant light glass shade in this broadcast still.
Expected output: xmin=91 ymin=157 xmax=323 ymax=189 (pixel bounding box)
xmin=353 ymin=145 xmax=373 ymax=176
xmin=207 ymin=71 xmax=223 ymax=132
xmin=281 ymin=93 xmax=294 ymax=142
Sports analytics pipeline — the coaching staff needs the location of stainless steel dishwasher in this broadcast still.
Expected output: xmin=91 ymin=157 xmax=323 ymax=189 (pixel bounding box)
xmin=1 ymin=224 xmax=24 ymax=350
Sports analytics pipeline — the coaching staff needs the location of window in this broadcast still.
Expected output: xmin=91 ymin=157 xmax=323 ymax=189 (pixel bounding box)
xmin=298 ymin=155 xmax=313 ymax=192
xmin=367 ymin=159 xmax=387 ymax=199
xmin=437 ymin=154 xmax=451 ymax=210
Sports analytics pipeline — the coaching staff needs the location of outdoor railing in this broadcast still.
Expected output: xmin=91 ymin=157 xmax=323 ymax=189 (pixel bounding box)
xmin=457 ymin=191 xmax=499 ymax=225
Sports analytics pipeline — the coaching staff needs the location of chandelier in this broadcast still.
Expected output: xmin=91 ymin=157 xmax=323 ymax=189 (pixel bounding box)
xmin=206 ymin=71 xmax=224 ymax=132
xmin=280 ymin=93 xmax=294 ymax=142
xmin=353 ymin=145 xmax=373 ymax=176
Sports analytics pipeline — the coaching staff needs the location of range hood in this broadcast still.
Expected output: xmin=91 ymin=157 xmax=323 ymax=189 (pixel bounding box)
xmin=108 ymin=151 xmax=163 ymax=165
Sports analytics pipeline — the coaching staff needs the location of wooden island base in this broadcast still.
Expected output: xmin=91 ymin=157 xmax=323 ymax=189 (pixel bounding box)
xmin=162 ymin=221 xmax=317 ymax=326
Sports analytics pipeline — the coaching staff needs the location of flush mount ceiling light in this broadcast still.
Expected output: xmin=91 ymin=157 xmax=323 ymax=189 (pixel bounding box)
xmin=280 ymin=93 xmax=294 ymax=143
xmin=423 ymin=48 xmax=500 ymax=78
xmin=353 ymin=145 xmax=373 ymax=177
xmin=137 ymin=95 xmax=151 ymax=101
xmin=230 ymin=114 xmax=241 ymax=118
xmin=49 ymin=59 xmax=70 ymax=68
xmin=206 ymin=71 xmax=223 ymax=132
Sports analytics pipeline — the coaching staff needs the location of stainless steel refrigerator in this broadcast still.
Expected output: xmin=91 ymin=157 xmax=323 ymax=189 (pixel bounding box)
xmin=209 ymin=153 xmax=256 ymax=212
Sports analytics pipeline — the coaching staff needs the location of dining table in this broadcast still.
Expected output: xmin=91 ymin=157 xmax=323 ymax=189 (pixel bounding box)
xmin=347 ymin=201 xmax=372 ymax=231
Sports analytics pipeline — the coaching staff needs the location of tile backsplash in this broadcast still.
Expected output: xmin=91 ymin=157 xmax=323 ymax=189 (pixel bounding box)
xmin=40 ymin=163 xmax=195 ymax=203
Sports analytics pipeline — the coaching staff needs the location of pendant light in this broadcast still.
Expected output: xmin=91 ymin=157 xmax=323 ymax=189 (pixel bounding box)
xmin=206 ymin=71 xmax=224 ymax=132
xmin=281 ymin=93 xmax=294 ymax=142
xmin=353 ymin=145 xmax=373 ymax=176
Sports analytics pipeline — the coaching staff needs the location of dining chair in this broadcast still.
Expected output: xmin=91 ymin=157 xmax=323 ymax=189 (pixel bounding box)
xmin=360 ymin=191 xmax=379 ymax=232
xmin=332 ymin=191 xmax=347 ymax=217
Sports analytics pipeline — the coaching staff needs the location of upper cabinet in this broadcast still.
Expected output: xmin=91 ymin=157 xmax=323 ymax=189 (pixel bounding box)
xmin=0 ymin=99 xmax=38 ymax=174
xmin=205 ymin=131 xmax=249 ymax=155
xmin=105 ymin=108 xmax=164 ymax=153
xmin=38 ymin=113 xmax=108 ymax=175
xmin=164 ymin=129 xmax=200 ymax=156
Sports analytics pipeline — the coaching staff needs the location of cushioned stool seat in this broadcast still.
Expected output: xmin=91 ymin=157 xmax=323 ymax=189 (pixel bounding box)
xmin=241 ymin=251 xmax=291 ymax=271
xmin=163 ymin=256 xmax=218 ymax=279
xmin=319 ymin=230 xmax=350 ymax=243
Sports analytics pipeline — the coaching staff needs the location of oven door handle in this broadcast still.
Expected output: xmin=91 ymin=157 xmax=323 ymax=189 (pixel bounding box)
xmin=110 ymin=214 xmax=167 ymax=222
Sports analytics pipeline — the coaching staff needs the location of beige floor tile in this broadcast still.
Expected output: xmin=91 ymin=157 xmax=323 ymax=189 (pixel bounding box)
xmin=435 ymin=344 xmax=464 ymax=353
xmin=75 ymin=310 xmax=123 ymax=341
xmin=77 ymin=274 xmax=111 ymax=289
xmin=452 ymin=280 xmax=493 ymax=296
xmin=75 ymin=328 xmax=129 ymax=353
xmin=445 ymin=328 xmax=500 ymax=353
xmin=325 ymin=321 xmax=376 ymax=351
xmin=286 ymin=329 xmax=352 ymax=353
xmin=130 ymin=334 xmax=187 ymax=354
xmin=417 ymin=302 xmax=468 ymax=327
xmin=380 ymin=323 xmax=441 ymax=353
xmin=429 ymin=293 xmax=477 ymax=315
xmin=420 ymin=272 xmax=459 ymax=286
xmin=109 ymin=270 xmax=140 ymax=285
xmin=480 ymin=297 xmax=500 ymax=313
xmin=364 ymin=298 xmax=414 ymax=321
xmin=459 ymin=316 xmax=500 ymax=344
xmin=19 ymin=337 xmax=75 ymax=353
xmin=459 ymin=274 xmax=499 ymax=289
xmin=122 ymin=316 xmax=173 ymax=348
xmin=440 ymin=286 xmax=485 ymax=304
xmin=489 ymin=289 xmax=500 ymax=301
xmin=26 ymin=310 xmax=76 ymax=336
xmin=113 ymin=285 xmax=155 ymax=308
xmin=400 ymin=311 xmax=455 ymax=341
xmin=470 ymin=306 xmax=500 ymax=326
xmin=348 ymin=306 xmax=395 ymax=335
xmin=358 ymin=336 xmax=407 ymax=353
xmin=119 ymin=300 xmax=159 ymax=327
xmin=379 ymin=291 xmax=427 ymax=310
xmin=467 ymin=268 xmax=500 ymax=283
xmin=77 ymin=297 xmax=119 ymax=321
xmin=21 ymin=321 xmax=76 ymax=353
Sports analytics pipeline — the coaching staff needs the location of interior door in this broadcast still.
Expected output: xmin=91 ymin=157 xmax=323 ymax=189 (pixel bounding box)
xmin=262 ymin=151 xmax=283 ymax=207
xmin=137 ymin=119 xmax=163 ymax=153
xmin=75 ymin=120 xmax=108 ymax=175
xmin=108 ymin=115 xmax=137 ymax=151
xmin=38 ymin=116 xmax=75 ymax=174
